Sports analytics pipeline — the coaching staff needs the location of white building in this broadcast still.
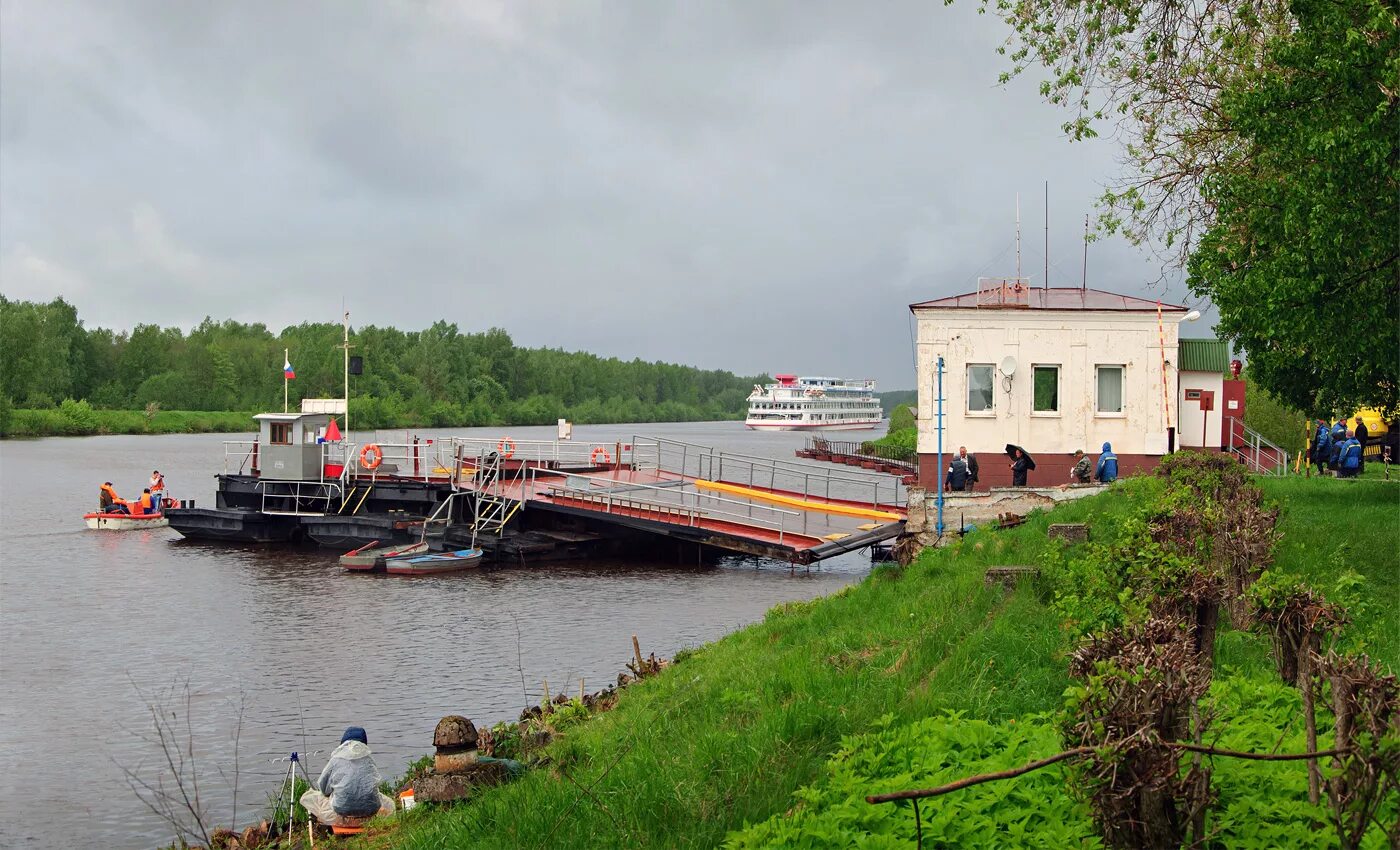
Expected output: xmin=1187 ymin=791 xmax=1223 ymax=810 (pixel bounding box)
xmin=909 ymin=280 xmax=1232 ymax=488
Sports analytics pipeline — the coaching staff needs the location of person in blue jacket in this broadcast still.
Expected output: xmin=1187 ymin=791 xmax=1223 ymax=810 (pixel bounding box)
xmin=1329 ymin=420 xmax=1347 ymax=470
xmin=1337 ymin=431 xmax=1363 ymax=478
xmin=1312 ymin=419 xmax=1332 ymax=475
xmin=1095 ymin=442 xmax=1119 ymax=483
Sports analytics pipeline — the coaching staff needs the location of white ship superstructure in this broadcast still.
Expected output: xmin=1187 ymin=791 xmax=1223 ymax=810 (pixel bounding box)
xmin=745 ymin=375 xmax=882 ymax=431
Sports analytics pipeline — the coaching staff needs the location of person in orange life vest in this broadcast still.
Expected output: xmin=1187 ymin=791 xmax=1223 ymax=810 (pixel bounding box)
xmin=136 ymin=488 xmax=157 ymax=516
xmin=149 ymin=470 xmax=166 ymax=506
xmin=99 ymin=482 xmax=127 ymax=513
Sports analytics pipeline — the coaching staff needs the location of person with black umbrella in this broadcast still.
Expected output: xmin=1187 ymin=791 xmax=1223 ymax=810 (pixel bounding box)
xmin=1005 ymin=444 xmax=1035 ymax=487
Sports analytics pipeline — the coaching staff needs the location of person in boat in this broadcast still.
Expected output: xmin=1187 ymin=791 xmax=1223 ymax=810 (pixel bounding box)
xmin=1095 ymin=442 xmax=1119 ymax=483
xmin=149 ymin=470 xmax=166 ymax=508
xmin=134 ymin=488 xmax=158 ymax=516
xmin=99 ymin=482 xmax=128 ymax=514
xmin=1070 ymin=450 xmax=1093 ymax=484
xmin=300 ymin=727 xmax=395 ymax=827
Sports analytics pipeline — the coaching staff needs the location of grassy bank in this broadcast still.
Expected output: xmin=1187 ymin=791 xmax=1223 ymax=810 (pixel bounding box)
xmin=3 ymin=404 xmax=259 ymax=438
xmin=358 ymin=474 xmax=1396 ymax=849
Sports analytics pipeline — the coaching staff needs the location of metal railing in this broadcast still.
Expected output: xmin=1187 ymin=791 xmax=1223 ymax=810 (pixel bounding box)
xmin=544 ymin=477 xmax=799 ymax=544
xmin=638 ymin=436 xmax=906 ymax=509
xmin=258 ymin=479 xmax=345 ymax=516
xmin=803 ymin=437 xmax=917 ymax=470
xmin=223 ymin=441 xmax=259 ymax=475
xmin=1226 ymin=420 xmax=1289 ymax=476
xmin=435 ymin=436 xmax=638 ymax=470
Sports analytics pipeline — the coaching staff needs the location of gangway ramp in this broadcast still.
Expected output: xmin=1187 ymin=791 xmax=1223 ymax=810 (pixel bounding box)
xmin=455 ymin=436 xmax=907 ymax=564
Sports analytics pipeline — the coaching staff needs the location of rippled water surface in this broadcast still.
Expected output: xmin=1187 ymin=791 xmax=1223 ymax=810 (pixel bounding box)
xmin=0 ymin=420 xmax=887 ymax=849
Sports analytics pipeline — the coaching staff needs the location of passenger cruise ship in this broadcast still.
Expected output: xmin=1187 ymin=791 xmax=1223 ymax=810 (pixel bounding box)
xmin=745 ymin=375 xmax=882 ymax=431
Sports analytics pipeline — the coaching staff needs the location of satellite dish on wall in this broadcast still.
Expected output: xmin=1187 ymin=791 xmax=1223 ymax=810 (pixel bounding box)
xmin=1000 ymin=356 xmax=1018 ymax=377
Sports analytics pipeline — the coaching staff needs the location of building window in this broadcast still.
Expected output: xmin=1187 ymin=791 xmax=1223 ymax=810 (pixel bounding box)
xmin=967 ymin=364 xmax=994 ymax=413
xmin=1032 ymin=365 xmax=1059 ymax=413
xmin=1096 ymin=365 xmax=1124 ymax=414
xmin=270 ymin=422 xmax=293 ymax=445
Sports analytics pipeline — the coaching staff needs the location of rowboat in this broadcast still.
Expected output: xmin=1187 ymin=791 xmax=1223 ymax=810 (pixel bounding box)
xmin=340 ymin=540 xmax=429 ymax=572
xmin=84 ymin=512 xmax=169 ymax=531
xmin=385 ymin=548 xmax=484 ymax=576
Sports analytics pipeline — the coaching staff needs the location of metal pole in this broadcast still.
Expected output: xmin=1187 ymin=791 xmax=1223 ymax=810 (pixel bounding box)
xmin=283 ymin=348 xmax=289 ymax=414
xmin=936 ymin=356 xmax=945 ymax=537
xmin=343 ymin=311 xmax=351 ymax=439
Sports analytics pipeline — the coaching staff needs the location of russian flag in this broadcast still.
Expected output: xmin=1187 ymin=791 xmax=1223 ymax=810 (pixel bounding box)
xmin=284 ymin=358 xmax=295 ymax=380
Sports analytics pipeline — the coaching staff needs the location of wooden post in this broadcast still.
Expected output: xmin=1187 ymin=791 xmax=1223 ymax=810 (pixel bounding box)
xmin=579 ymin=678 xmax=585 ymax=703
xmin=632 ymin=635 xmax=644 ymax=672
xmin=542 ymin=678 xmax=550 ymax=706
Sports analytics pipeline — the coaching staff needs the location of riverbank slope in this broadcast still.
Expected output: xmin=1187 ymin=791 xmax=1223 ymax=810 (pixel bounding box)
xmin=354 ymin=473 xmax=1396 ymax=848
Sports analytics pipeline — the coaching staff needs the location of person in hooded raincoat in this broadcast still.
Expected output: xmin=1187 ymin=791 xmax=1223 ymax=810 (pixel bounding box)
xmin=1329 ymin=420 xmax=1347 ymax=470
xmin=1095 ymin=442 xmax=1119 ymax=483
xmin=300 ymin=727 xmax=395 ymax=826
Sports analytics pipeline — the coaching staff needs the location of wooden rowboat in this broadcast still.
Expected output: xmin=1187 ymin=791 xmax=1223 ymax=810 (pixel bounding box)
xmin=340 ymin=540 xmax=429 ymax=572
xmin=84 ymin=511 xmax=169 ymax=531
xmin=385 ymin=548 xmax=484 ymax=576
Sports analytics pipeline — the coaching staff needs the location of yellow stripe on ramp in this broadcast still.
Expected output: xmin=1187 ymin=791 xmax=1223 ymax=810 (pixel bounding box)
xmin=823 ymin=533 xmax=851 ymax=541
xmin=695 ymin=480 xmax=902 ymax=521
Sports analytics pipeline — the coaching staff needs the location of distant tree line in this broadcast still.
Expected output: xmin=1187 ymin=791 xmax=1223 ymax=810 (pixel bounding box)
xmin=0 ymin=296 xmax=766 ymax=429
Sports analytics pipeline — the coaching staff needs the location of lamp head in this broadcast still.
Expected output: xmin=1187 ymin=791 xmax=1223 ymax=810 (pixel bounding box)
xmin=1180 ymin=309 xmax=1202 ymax=323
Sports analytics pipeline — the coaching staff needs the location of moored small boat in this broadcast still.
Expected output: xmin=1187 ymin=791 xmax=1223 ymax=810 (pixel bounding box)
xmin=340 ymin=540 xmax=429 ymax=572
xmin=384 ymin=548 xmax=484 ymax=576
xmin=84 ymin=512 xmax=169 ymax=531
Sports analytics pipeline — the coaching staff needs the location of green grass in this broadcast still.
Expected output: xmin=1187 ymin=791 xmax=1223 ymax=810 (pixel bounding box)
xmin=363 ymin=473 xmax=1397 ymax=849
xmin=4 ymin=407 xmax=257 ymax=437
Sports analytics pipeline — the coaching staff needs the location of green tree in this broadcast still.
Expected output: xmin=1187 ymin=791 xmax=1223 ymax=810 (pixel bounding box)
xmin=1187 ymin=0 xmax=1399 ymax=412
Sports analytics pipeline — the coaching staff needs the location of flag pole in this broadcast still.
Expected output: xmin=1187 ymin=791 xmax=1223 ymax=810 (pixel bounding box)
xmin=284 ymin=347 xmax=289 ymax=414
xmin=342 ymin=312 xmax=350 ymax=438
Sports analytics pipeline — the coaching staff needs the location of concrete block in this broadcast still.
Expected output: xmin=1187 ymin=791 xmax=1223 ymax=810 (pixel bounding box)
xmin=984 ymin=566 xmax=1039 ymax=590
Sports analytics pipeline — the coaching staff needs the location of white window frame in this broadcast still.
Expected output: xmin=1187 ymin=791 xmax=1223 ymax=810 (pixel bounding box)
xmin=965 ymin=363 xmax=996 ymax=416
xmin=1031 ymin=364 xmax=1061 ymax=417
xmin=1095 ymin=364 xmax=1126 ymax=417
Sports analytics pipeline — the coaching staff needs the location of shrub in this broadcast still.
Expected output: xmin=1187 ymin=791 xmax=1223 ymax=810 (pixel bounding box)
xmin=58 ymin=398 xmax=99 ymax=434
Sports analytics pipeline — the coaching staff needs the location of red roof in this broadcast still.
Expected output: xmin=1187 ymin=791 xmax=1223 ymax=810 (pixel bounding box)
xmin=909 ymin=287 xmax=1187 ymax=312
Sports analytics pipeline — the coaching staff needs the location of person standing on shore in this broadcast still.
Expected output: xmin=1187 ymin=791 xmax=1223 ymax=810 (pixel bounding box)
xmin=1070 ymin=450 xmax=1092 ymax=483
xmin=1312 ymin=419 xmax=1332 ymax=475
xmin=959 ymin=446 xmax=979 ymax=490
xmin=1354 ymin=417 xmax=1369 ymax=474
xmin=1095 ymin=442 xmax=1119 ymax=483
xmin=1010 ymin=448 xmax=1030 ymax=487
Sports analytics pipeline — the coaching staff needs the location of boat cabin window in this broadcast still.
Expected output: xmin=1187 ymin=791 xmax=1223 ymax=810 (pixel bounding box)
xmin=270 ymin=422 xmax=293 ymax=445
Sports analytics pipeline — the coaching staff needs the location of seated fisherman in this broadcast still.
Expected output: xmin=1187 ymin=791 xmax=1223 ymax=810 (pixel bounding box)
xmin=100 ymin=482 xmax=129 ymax=514
xmin=1069 ymin=450 xmax=1092 ymax=484
xmin=300 ymin=727 xmax=395 ymax=827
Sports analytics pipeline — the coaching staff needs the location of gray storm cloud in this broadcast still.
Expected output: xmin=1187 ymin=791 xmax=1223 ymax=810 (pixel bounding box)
xmin=0 ymin=0 xmax=1206 ymax=388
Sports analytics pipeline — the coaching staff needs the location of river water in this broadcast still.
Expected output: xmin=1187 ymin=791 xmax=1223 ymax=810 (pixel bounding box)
xmin=0 ymin=420 xmax=886 ymax=849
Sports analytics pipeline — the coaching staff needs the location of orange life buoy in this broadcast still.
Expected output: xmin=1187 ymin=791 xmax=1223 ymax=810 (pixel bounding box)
xmin=359 ymin=443 xmax=384 ymax=470
xmin=498 ymin=438 xmax=516 ymax=459
xmin=591 ymin=446 xmax=612 ymax=465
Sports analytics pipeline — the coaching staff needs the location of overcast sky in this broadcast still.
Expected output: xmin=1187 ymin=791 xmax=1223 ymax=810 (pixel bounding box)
xmin=0 ymin=1 xmax=1210 ymax=389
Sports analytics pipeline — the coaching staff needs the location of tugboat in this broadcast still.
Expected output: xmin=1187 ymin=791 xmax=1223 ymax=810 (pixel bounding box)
xmin=163 ymin=400 xmax=460 ymax=547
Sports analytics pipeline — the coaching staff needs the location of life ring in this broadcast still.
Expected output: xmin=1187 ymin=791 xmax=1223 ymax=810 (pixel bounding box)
xmin=591 ymin=446 xmax=612 ymax=465
xmin=359 ymin=444 xmax=384 ymax=470
xmin=498 ymin=438 xmax=516 ymax=459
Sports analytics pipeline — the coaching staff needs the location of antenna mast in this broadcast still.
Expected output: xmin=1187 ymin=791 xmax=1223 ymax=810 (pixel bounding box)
xmin=1081 ymin=214 xmax=1089 ymax=291
xmin=1044 ymin=181 xmax=1049 ymax=292
xmin=1015 ymin=193 xmax=1022 ymax=279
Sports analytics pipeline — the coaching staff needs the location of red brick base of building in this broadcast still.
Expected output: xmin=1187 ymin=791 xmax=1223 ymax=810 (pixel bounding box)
xmin=917 ymin=451 xmax=1169 ymax=491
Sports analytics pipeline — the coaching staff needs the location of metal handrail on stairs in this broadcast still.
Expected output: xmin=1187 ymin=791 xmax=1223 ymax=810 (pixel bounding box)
xmin=1226 ymin=419 xmax=1289 ymax=476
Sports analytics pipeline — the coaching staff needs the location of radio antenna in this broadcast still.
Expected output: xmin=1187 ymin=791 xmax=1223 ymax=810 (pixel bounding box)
xmin=1044 ymin=181 xmax=1049 ymax=292
xmin=1015 ymin=193 xmax=1022 ymax=279
xmin=1081 ymin=214 xmax=1089 ymax=291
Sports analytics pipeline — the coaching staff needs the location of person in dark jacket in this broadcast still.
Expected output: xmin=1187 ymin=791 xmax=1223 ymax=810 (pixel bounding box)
xmin=300 ymin=727 xmax=395 ymax=826
xmin=1095 ymin=442 xmax=1119 ymax=483
xmin=1354 ymin=417 xmax=1369 ymax=474
xmin=958 ymin=446 xmax=979 ymax=489
xmin=1010 ymin=448 xmax=1030 ymax=487
xmin=1329 ymin=420 xmax=1347 ymax=470
xmin=1312 ymin=419 xmax=1332 ymax=475
xmin=946 ymin=455 xmax=970 ymax=492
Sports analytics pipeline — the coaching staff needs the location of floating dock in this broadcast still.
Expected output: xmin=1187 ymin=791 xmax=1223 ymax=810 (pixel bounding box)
xmin=166 ymin=417 xmax=907 ymax=566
